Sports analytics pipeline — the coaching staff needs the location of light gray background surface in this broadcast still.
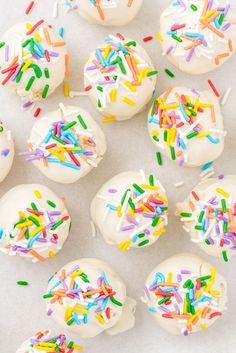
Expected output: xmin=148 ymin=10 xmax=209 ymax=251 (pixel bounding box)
xmin=0 ymin=1 xmax=236 ymax=352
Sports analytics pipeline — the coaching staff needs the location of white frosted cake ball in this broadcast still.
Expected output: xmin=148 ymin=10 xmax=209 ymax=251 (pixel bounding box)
xmin=159 ymin=0 xmax=236 ymax=74
xmin=177 ymin=175 xmax=236 ymax=262
xmin=0 ymin=184 xmax=71 ymax=262
xmin=21 ymin=105 xmax=106 ymax=184
xmin=0 ymin=21 xmax=68 ymax=102
xmin=44 ymin=258 xmax=136 ymax=338
xmin=16 ymin=330 xmax=83 ymax=353
xmin=91 ymin=171 xmax=169 ymax=251
xmin=84 ymin=34 xmax=157 ymax=121
xmin=0 ymin=121 xmax=14 ymax=182
xmin=148 ymin=87 xmax=225 ymax=167
xmin=65 ymin=0 xmax=143 ymax=26
xmin=143 ymin=253 xmax=227 ymax=336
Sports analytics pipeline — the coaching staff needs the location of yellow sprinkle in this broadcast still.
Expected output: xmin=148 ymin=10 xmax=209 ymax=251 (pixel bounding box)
xmin=210 ymin=290 xmax=221 ymax=296
xmin=34 ymin=33 xmax=42 ymax=42
xmin=65 ymin=147 xmax=82 ymax=151
xmin=200 ymin=323 xmax=207 ymax=331
xmin=64 ymin=307 xmax=73 ymax=321
xmin=22 ymin=51 xmax=30 ymax=57
xmin=198 ymin=103 xmax=212 ymax=108
xmin=74 ymin=306 xmax=89 ymax=314
xmin=73 ymin=345 xmax=84 ymax=351
xmin=162 ymin=103 xmax=179 ymax=110
xmin=63 ymin=80 xmax=70 ymax=97
xmin=29 ymin=225 xmax=44 ymax=237
xmin=167 ymin=272 xmax=173 ymax=283
xmin=202 ymin=9 xmax=217 ymax=20
xmin=38 ymin=342 xmax=57 ymax=348
xmin=151 ymin=130 xmax=159 ymax=137
xmin=141 ymin=184 xmax=158 ymax=191
xmin=196 ymin=132 xmax=210 ymax=138
xmin=101 ymin=116 xmax=116 ymax=123
xmin=26 ymin=22 xmax=32 ymax=30
xmin=33 ymin=346 xmax=54 ymax=352
xmin=118 ymin=239 xmax=131 ymax=252
xmin=153 ymin=228 xmax=166 ymax=237
xmin=16 ymin=221 xmax=33 ymax=229
xmin=158 ymin=194 xmax=168 ymax=205
xmin=48 ymin=251 xmax=55 ymax=259
xmin=48 ymin=149 xmax=65 ymax=162
xmin=110 ymin=89 xmax=117 ymax=102
xmin=124 ymin=80 xmax=136 ymax=92
xmin=117 ymin=205 xmax=122 ymax=218
xmin=21 ymin=59 xmax=33 ymax=72
xmin=69 ymin=270 xmax=83 ymax=278
xmin=156 ymin=32 xmax=163 ymax=42
xmin=19 ymin=211 xmax=27 ymax=218
xmin=216 ymin=188 xmax=230 ymax=198
xmin=183 ymin=299 xmax=187 ymax=314
xmin=188 ymin=309 xmax=202 ymax=323
xmin=122 ymin=97 xmax=136 ymax=106
xmin=194 ymin=97 xmax=199 ymax=112
xmin=128 ymin=209 xmax=135 ymax=218
xmin=96 ymin=313 xmax=105 ymax=324
xmin=103 ymin=44 xmax=111 ymax=60
xmin=34 ymin=190 xmax=42 ymax=199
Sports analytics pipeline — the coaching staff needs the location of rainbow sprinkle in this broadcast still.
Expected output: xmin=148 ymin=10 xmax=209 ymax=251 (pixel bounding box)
xmin=44 ymin=264 xmax=123 ymax=327
xmin=17 ymin=331 xmax=83 ymax=352
xmin=180 ymin=179 xmax=236 ymax=261
xmin=0 ymin=188 xmax=70 ymax=262
xmin=148 ymin=87 xmax=225 ymax=166
xmin=161 ymin=0 xmax=234 ymax=66
xmin=84 ymin=33 xmax=157 ymax=116
xmin=95 ymin=171 xmax=168 ymax=251
xmin=145 ymin=266 xmax=224 ymax=336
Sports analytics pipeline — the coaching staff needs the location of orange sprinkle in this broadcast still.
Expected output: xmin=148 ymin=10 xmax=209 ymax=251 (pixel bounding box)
xmin=200 ymin=19 xmax=224 ymax=38
xmin=29 ymin=249 xmax=45 ymax=262
xmin=65 ymin=54 xmax=69 ymax=78
xmin=43 ymin=28 xmax=51 ymax=45
xmin=215 ymin=52 xmax=230 ymax=65
xmin=229 ymin=39 xmax=233 ymax=52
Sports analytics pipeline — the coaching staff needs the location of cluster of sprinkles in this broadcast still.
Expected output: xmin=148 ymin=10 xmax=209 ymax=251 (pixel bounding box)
xmin=0 ymin=189 xmax=70 ymax=262
xmin=84 ymin=33 xmax=158 ymax=113
xmin=97 ymin=171 xmax=168 ymax=251
xmin=0 ymin=20 xmax=67 ymax=103
xmin=148 ymin=87 xmax=224 ymax=166
xmin=145 ymin=266 xmax=224 ymax=335
xmin=180 ymin=179 xmax=236 ymax=262
xmin=162 ymin=0 xmax=234 ymax=65
xmin=64 ymin=0 xmax=135 ymax=20
xmin=0 ymin=123 xmax=11 ymax=158
xmin=44 ymin=265 xmax=123 ymax=327
xmin=20 ymin=106 xmax=99 ymax=171
xmin=18 ymin=331 xmax=83 ymax=352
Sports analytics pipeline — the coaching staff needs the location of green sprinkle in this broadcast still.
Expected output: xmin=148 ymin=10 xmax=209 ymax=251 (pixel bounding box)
xmin=151 ymin=99 xmax=157 ymax=116
xmin=31 ymin=202 xmax=38 ymax=211
xmin=97 ymin=86 xmax=103 ymax=92
xmin=149 ymin=175 xmax=154 ymax=186
xmin=22 ymin=39 xmax=30 ymax=48
xmin=171 ymin=34 xmax=183 ymax=42
xmin=51 ymin=219 xmax=64 ymax=230
xmin=98 ymin=99 xmax=101 ymax=108
xmin=180 ymin=212 xmax=192 ymax=217
xmin=17 ymin=281 xmax=29 ymax=286
xmin=67 ymin=318 xmax=75 ymax=326
xmin=196 ymin=275 xmax=211 ymax=281
xmin=164 ymin=130 xmax=168 ymax=142
xmin=223 ymin=221 xmax=228 ymax=233
xmin=0 ymin=126 xmax=4 ymax=132
xmin=138 ymin=239 xmax=150 ymax=247
xmin=138 ymin=233 xmax=145 ymax=238
xmin=195 ymin=225 xmax=203 ymax=230
xmin=44 ymin=68 xmax=50 ymax=79
xmin=152 ymin=215 xmax=160 ymax=227
xmin=28 ymin=216 xmax=40 ymax=227
xmin=67 ymin=342 xmax=74 ymax=349
xmin=221 ymin=199 xmax=227 ymax=213
xmin=43 ymin=293 xmax=53 ymax=299
xmin=153 ymin=135 xmax=159 ymax=142
xmin=190 ymin=4 xmax=198 ymax=11
xmin=218 ymin=13 xmax=225 ymax=26
xmin=25 ymin=76 xmax=35 ymax=91
xmin=205 ymin=239 xmax=211 ymax=245
xmin=42 ymin=84 xmax=49 ymax=99
xmin=170 ymin=146 xmax=176 ymax=160
xmin=121 ymin=189 xmax=130 ymax=205
xmin=117 ymin=56 xmax=126 ymax=74
xmin=156 ymin=151 xmax=163 ymax=166
xmin=158 ymin=296 xmax=171 ymax=305
xmin=110 ymin=296 xmax=123 ymax=306
xmin=165 ymin=68 xmax=175 ymax=78
xmin=222 ymin=250 xmax=228 ymax=262
xmin=25 ymin=228 xmax=29 ymax=240
xmin=133 ymin=183 xmax=145 ymax=194
xmin=47 ymin=200 xmax=56 ymax=208
xmin=29 ymin=64 xmax=42 ymax=78
xmin=0 ymin=42 xmax=6 ymax=49
xmin=78 ymin=114 xmax=87 ymax=129
xmin=183 ymin=279 xmax=192 ymax=288
xmin=147 ymin=70 xmax=158 ymax=77
xmin=128 ymin=198 xmax=135 ymax=210
xmin=187 ymin=131 xmax=199 ymax=139
xmin=198 ymin=210 xmax=205 ymax=223
xmin=51 ymin=135 xmax=67 ymax=145
xmin=16 ymin=70 xmax=23 ymax=83
xmin=125 ymin=41 xmax=137 ymax=47
xmin=62 ymin=121 xmax=77 ymax=131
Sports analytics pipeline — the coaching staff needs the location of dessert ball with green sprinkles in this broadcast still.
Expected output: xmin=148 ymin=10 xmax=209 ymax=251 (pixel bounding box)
xmin=177 ymin=175 xmax=236 ymax=262
xmin=0 ymin=20 xmax=68 ymax=103
xmin=44 ymin=258 xmax=136 ymax=338
xmin=91 ymin=171 xmax=169 ymax=251
xmin=16 ymin=330 xmax=83 ymax=353
xmin=0 ymin=120 xmax=14 ymax=183
xmin=84 ymin=33 xmax=157 ymax=121
xmin=143 ymin=253 xmax=227 ymax=336
xmin=65 ymin=0 xmax=143 ymax=26
xmin=159 ymin=0 xmax=236 ymax=75
xmin=148 ymin=86 xmax=225 ymax=167
xmin=0 ymin=184 xmax=71 ymax=262
xmin=20 ymin=104 xmax=107 ymax=184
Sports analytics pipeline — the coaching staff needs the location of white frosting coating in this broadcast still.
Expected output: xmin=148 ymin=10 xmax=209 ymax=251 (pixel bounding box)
xmin=148 ymin=87 xmax=225 ymax=167
xmin=44 ymin=258 xmax=136 ymax=338
xmin=0 ymin=21 xmax=67 ymax=102
xmin=177 ymin=175 xmax=236 ymax=260
xmin=23 ymin=105 xmax=106 ymax=184
xmin=65 ymin=0 xmax=143 ymax=26
xmin=84 ymin=34 xmax=157 ymax=121
xmin=0 ymin=184 xmax=71 ymax=262
xmin=16 ymin=331 xmax=82 ymax=353
xmin=144 ymin=253 xmax=227 ymax=335
xmin=160 ymin=0 xmax=236 ymax=74
xmin=91 ymin=171 xmax=169 ymax=251
xmin=0 ymin=121 xmax=14 ymax=182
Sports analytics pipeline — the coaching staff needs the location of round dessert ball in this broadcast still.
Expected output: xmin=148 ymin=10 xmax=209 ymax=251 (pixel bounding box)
xmin=143 ymin=253 xmax=227 ymax=336
xmin=91 ymin=171 xmax=169 ymax=251
xmin=16 ymin=330 xmax=83 ymax=353
xmin=65 ymin=0 xmax=143 ymax=26
xmin=44 ymin=258 xmax=136 ymax=338
xmin=0 ymin=121 xmax=14 ymax=182
xmin=0 ymin=184 xmax=71 ymax=262
xmin=0 ymin=21 xmax=68 ymax=102
xmin=148 ymin=87 xmax=225 ymax=167
xmin=159 ymin=0 xmax=236 ymax=74
xmin=177 ymin=175 xmax=236 ymax=262
xmin=21 ymin=104 xmax=107 ymax=184
xmin=84 ymin=34 xmax=157 ymax=121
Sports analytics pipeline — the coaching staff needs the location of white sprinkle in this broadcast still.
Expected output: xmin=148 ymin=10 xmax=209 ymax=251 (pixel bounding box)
xmin=221 ymin=87 xmax=232 ymax=106
xmin=69 ymin=91 xmax=88 ymax=98
xmin=200 ymin=167 xmax=214 ymax=179
xmin=90 ymin=220 xmax=96 ymax=238
xmin=53 ymin=1 xmax=58 ymax=18
xmin=174 ymin=181 xmax=185 ymax=188
xmin=201 ymin=171 xmax=215 ymax=181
